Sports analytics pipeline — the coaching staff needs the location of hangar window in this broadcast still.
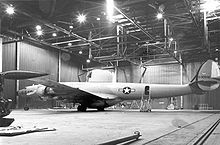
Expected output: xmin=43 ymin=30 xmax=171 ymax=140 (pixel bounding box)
xmin=145 ymin=86 xmax=150 ymax=95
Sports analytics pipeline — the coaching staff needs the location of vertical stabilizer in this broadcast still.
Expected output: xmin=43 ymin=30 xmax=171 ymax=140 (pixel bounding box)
xmin=195 ymin=60 xmax=220 ymax=91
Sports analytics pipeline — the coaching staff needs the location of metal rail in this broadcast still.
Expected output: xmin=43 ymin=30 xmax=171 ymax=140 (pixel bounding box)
xmin=98 ymin=131 xmax=141 ymax=145
xmin=193 ymin=118 xmax=220 ymax=145
xmin=143 ymin=114 xmax=216 ymax=145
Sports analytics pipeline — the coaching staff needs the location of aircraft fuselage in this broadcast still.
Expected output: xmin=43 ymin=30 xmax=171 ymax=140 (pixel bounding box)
xmin=60 ymin=82 xmax=193 ymax=100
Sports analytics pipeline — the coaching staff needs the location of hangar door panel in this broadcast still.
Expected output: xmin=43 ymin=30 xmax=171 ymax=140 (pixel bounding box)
xmin=2 ymin=42 xmax=16 ymax=108
xmin=19 ymin=42 xmax=59 ymax=109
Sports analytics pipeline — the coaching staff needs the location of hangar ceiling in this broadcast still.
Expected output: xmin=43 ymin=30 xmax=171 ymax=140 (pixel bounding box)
xmin=0 ymin=0 xmax=220 ymax=66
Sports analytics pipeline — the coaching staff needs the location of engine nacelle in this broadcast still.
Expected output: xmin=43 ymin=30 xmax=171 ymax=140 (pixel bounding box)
xmin=18 ymin=84 xmax=55 ymax=101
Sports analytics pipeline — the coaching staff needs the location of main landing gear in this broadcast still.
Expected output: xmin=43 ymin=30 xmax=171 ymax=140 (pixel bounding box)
xmin=140 ymin=98 xmax=152 ymax=112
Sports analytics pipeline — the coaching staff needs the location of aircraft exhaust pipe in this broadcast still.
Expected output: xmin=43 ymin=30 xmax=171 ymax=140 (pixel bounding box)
xmin=98 ymin=131 xmax=141 ymax=145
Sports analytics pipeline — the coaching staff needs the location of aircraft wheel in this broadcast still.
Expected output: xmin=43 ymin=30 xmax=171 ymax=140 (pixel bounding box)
xmin=77 ymin=105 xmax=87 ymax=112
xmin=24 ymin=106 xmax=29 ymax=111
xmin=97 ymin=107 xmax=105 ymax=111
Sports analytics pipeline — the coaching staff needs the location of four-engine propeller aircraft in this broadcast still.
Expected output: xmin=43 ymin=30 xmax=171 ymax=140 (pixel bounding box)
xmin=18 ymin=60 xmax=220 ymax=112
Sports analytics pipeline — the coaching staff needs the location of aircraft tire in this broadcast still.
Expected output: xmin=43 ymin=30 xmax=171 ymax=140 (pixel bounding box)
xmin=24 ymin=106 xmax=29 ymax=111
xmin=77 ymin=105 xmax=87 ymax=112
xmin=97 ymin=107 xmax=105 ymax=111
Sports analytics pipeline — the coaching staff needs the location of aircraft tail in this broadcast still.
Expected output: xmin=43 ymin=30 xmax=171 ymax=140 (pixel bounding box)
xmin=191 ymin=60 xmax=220 ymax=91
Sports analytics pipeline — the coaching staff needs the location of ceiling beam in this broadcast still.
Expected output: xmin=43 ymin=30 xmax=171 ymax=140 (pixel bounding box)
xmin=0 ymin=2 xmax=101 ymax=49
xmin=114 ymin=6 xmax=155 ymax=40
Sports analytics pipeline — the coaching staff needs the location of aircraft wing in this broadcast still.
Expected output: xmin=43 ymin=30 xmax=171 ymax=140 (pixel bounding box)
xmin=28 ymin=78 xmax=114 ymax=101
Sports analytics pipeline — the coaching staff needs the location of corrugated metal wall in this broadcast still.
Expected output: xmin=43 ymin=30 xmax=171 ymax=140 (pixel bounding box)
xmin=18 ymin=42 xmax=59 ymax=109
xmin=182 ymin=62 xmax=220 ymax=109
xmin=143 ymin=64 xmax=181 ymax=109
xmin=118 ymin=62 xmax=220 ymax=109
xmin=2 ymin=42 xmax=16 ymax=108
xmin=2 ymin=40 xmax=83 ymax=109
xmin=60 ymin=52 xmax=83 ymax=82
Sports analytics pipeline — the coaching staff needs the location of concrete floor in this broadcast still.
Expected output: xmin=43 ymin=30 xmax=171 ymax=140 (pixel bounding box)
xmin=0 ymin=109 xmax=220 ymax=145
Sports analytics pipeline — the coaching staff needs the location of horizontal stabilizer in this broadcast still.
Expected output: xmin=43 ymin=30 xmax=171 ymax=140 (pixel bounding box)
xmin=1 ymin=70 xmax=48 ymax=80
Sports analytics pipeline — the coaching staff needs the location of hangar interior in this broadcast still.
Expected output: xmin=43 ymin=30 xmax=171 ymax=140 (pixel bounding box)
xmin=0 ymin=0 xmax=220 ymax=110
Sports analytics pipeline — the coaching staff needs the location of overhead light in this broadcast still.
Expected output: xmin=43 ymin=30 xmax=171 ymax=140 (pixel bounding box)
xmin=201 ymin=0 xmax=220 ymax=12
xmin=96 ymin=17 xmax=101 ymax=21
xmin=6 ymin=5 xmax=15 ymax=15
xmin=156 ymin=13 xmax=163 ymax=19
xmin=86 ymin=59 xmax=91 ymax=63
xmin=106 ymin=0 xmax=114 ymax=21
xmin=36 ymin=30 xmax=43 ymax=36
xmin=68 ymin=43 xmax=72 ymax=46
xmin=52 ymin=33 xmax=57 ymax=37
xmin=69 ymin=25 xmax=74 ymax=29
xmin=174 ymin=50 xmax=177 ymax=54
xmin=79 ymin=50 xmax=83 ymax=54
xmin=77 ymin=14 xmax=86 ymax=23
xmin=169 ymin=37 xmax=174 ymax=41
xmin=36 ymin=25 xmax=42 ymax=31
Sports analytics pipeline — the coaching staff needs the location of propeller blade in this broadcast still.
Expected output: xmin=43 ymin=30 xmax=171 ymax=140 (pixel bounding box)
xmin=1 ymin=70 xmax=48 ymax=80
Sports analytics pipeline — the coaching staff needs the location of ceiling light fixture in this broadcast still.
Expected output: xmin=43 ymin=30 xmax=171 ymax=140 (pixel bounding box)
xmin=106 ymin=0 xmax=114 ymax=21
xmin=36 ymin=30 xmax=43 ymax=36
xmin=79 ymin=50 xmax=83 ymax=54
xmin=36 ymin=25 xmax=42 ymax=31
xmin=69 ymin=25 xmax=74 ymax=29
xmin=201 ymin=0 xmax=220 ymax=12
xmin=86 ymin=59 xmax=91 ymax=63
xmin=77 ymin=14 xmax=86 ymax=23
xmin=52 ymin=33 xmax=57 ymax=37
xmin=156 ymin=13 xmax=163 ymax=19
xmin=6 ymin=5 xmax=15 ymax=15
xmin=169 ymin=37 xmax=174 ymax=41
xmin=68 ymin=43 xmax=72 ymax=46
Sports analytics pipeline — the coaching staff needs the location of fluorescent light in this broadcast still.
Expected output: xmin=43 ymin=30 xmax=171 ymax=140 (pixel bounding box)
xmin=6 ymin=5 xmax=15 ymax=15
xmin=157 ymin=13 xmax=163 ymax=19
xmin=77 ymin=14 xmax=86 ymax=23
xmin=106 ymin=0 xmax=114 ymax=21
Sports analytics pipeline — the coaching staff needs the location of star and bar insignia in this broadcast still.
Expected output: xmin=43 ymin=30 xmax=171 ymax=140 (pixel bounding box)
xmin=118 ymin=87 xmax=135 ymax=94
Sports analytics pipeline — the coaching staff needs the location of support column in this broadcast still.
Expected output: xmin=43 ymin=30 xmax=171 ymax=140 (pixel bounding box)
xmin=179 ymin=54 xmax=183 ymax=109
xmin=0 ymin=17 xmax=2 ymax=72
xmin=204 ymin=11 xmax=210 ymax=53
xmin=58 ymin=50 xmax=61 ymax=82
xmin=0 ymin=37 xmax=2 ymax=73
xmin=15 ymin=42 xmax=20 ymax=109
xmin=116 ymin=25 xmax=123 ymax=56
